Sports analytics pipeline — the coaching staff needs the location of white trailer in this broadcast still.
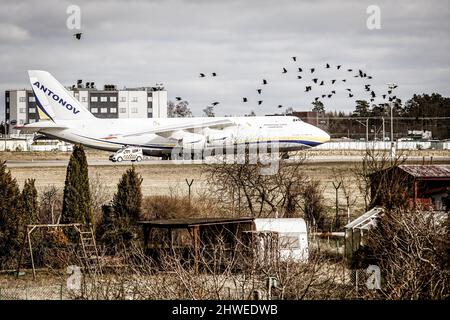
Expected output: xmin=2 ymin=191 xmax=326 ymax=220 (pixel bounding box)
xmin=253 ymin=218 xmax=309 ymax=262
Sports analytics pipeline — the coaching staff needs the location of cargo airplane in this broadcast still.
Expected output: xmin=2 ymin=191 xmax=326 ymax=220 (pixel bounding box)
xmin=19 ymin=70 xmax=330 ymax=159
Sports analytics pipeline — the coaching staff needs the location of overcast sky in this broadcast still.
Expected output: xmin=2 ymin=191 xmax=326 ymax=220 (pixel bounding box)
xmin=0 ymin=0 xmax=449 ymax=119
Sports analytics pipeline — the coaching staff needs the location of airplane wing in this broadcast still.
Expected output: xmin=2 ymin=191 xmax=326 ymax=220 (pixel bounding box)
xmin=122 ymin=118 xmax=236 ymax=138
xmin=15 ymin=121 xmax=68 ymax=134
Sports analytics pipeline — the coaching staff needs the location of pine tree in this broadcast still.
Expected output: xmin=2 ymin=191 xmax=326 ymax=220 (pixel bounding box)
xmin=21 ymin=178 xmax=39 ymax=225
xmin=0 ymin=160 xmax=22 ymax=268
xmin=61 ymin=145 xmax=93 ymax=227
xmin=113 ymin=166 xmax=143 ymax=221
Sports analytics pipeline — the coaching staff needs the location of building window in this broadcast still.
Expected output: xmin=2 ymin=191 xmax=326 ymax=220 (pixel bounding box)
xmin=29 ymin=96 xmax=35 ymax=102
xmin=110 ymin=108 xmax=117 ymax=113
xmin=29 ymin=108 xmax=36 ymax=113
xmin=6 ymin=97 xmax=9 ymax=102
xmin=131 ymin=107 xmax=138 ymax=113
xmin=147 ymin=108 xmax=153 ymax=113
xmin=81 ymin=97 xmax=87 ymax=102
xmin=148 ymin=113 xmax=153 ymax=118
xmin=19 ymin=108 xmax=26 ymax=113
xmin=6 ymin=108 xmax=9 ymax=113
xmin=100 ymin=96 xmax=107 ymax=102
xmin=100 ymin=108 xmax=108 ymax=113
xmin=120 ymin=97 xmax=126 ymax=102
xmin=19 ymin=119 xmax=24 ymax=124
xmin=119 ymin=108 xmax=126 ymax=113
xmin=91 ymin=96 xmax=98 ymax=102
xmin=131 ymin=97 xmax=138 ymax=102
xmin=29 ymin=119 xmax=36 ymax=123
xmin=74 ymin=93 xmax=80 ymax=100
xmin=19 ymin=97 xmax=26 ymax=102
xmin=110 ymin=96 xmax=117 ymax=102
xmin=91 ymin=108 xmax=98 ymax=113
xmin=147 ymin=96 xmax=152 ymax=102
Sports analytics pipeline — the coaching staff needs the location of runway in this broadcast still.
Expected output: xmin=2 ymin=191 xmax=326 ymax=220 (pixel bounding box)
xmin=4 ymin=155 xmax=449 ymax=168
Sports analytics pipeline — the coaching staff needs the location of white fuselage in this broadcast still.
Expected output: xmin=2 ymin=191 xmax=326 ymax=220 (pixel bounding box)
xmin=38 ymin=116 xmax=330 ymax=156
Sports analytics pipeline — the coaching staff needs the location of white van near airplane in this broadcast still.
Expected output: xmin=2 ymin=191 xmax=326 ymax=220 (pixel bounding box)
xmin=18 ymin=70 xmax=331 ymax=159
xmin=109 ymin=146 xmax=143 ymax=162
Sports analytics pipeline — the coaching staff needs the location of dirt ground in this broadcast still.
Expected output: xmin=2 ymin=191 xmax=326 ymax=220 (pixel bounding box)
xmin=2 ymin=148 xmax=449 ymax=220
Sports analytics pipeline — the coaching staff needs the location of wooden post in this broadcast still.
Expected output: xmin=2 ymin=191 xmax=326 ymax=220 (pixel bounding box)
xmin=193 ymin=226 xmax=200 ymax=274
xmin=27 ymin=226 xmax=37 ymax=280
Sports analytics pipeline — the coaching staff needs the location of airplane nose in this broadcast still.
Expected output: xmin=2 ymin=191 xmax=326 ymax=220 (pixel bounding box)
xmin=319 ymin=129 xmax=331 ymax=142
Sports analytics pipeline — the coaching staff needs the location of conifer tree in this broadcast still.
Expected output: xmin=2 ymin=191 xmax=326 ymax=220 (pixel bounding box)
xmin=113 ymin=166 xmax=143 ymax=221
xmin=61 ymin=145 xmax=93 ymax=226
xmin=0 ymin=161 xmax=22 ymax=267
xmin=21 ymin=178 xmax=39 ymax=225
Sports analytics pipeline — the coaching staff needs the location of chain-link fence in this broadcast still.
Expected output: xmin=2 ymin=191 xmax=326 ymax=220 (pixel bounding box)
xmin=0 ymin=284 xmax=73 ymax=300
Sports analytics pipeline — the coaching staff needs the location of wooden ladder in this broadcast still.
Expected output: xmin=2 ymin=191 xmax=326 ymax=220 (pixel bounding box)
xmin=76 ymin=225 xmax=102 ymax=276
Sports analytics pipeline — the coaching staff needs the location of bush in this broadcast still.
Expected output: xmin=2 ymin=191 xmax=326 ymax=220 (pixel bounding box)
xmin=141 ymin=195 xmax=199 ymax=220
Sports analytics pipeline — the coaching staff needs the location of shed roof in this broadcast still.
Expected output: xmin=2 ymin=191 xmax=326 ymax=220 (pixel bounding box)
xmin=398 ymin=165 xmax=450 ymax=178
xmin=138 ymin=217 xmax=254 ymax=228
xmin=345 ymin=207 xmax=383 ymax=230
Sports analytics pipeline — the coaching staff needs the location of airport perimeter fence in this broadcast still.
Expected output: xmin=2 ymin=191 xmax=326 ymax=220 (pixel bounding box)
xmin=0 ymin=284 xmax=71 ymax=300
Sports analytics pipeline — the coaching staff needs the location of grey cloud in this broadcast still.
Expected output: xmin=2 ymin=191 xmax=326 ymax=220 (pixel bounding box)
xmin=0 ymin=0 xmax=449 ymax=118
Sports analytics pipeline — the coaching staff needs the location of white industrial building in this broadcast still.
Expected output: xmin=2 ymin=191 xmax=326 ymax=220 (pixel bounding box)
xmin=5 ymin=80 xmax=167 ymax=134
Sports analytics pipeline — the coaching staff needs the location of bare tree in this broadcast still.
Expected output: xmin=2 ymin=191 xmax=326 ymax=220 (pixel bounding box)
xmin=363 ymin=209 xmax=449 ymax=299
xmin=39 ymin=185 xmax=63 ymax=224
xmin=203 ymin=160 xmax=312 ymax=218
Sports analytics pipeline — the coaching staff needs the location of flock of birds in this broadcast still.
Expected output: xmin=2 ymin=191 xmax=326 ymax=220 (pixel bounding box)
xmin=191 ymin=56 xmax=400 ymax=111
xmin=73 ymin=32 xmax=398 ymax=111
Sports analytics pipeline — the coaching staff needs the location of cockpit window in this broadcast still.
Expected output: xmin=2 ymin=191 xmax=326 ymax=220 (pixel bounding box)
xmin=293 ymin=118 xmax=302 ymax=122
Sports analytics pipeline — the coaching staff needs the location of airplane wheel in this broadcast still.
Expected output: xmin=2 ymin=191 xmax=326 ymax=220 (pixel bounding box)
xmin=136 ymin=156 xmax=142 ymax=162
xmin=117 ymin=157 xmax=123 ymax=162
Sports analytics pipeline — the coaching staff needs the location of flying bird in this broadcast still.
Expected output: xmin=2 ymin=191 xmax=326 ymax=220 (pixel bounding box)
xmin=243 ymin=97 xmax=248 ymax=102
xmin=370 ymin=98 xmax=375 ymax=102
xmin=359 ymin=70 xmax=364 ymax=77
xmin=326 ymin=63 xmax=330 ymax=68
xmin=321 ymin=94 xmax=326 ymax=98
xmin=382 ymin=95 xmax=386 ymax=99
xmin=337 ymin=65 xmax=342 ymax=70
xmin=331 ymin=79 xmax=336 ymax=84
xmin=312 ymin=78 xmax=318 ymax=83
xmin=199 ymin=73 xmax=206 ymax=77
xmin=331 ymin=90 xmax=336 ymax=94
xmin=319 ymin=81 xmax=324 ymax=86
xmin=297 ymin=75 xmax=302 ymax=79
xmin=347 ymin=69 xmax=353 ymax=72
xmin=314 ymin=97 xmax=319 ymax=101
xmin=292 ymin=56 xmax=297 ymax=62
xmin=282 ymin=67 xmax=287 ymax=73
xmin=371 ymin=91 xmax=376 ymax=98
xmin=342 ymin=79 xmax=347 ymax=82
xmin=298 ymin=67 xmax=303 ymax=72
xmin=262 ymin=79 xmax=268 ymax=85
xmin=349 ymin=93 xmax=354 ymax=98
xmin=305 ymin=86 xmax=312 ymax=92
xmin=258 ymin=100 xmax=263 ymax=105
xmin=327 ymin=94 xmax=332 ymax=98
xmin=211 ymin=102 xmax=220 ymax=106
xmin=73 ymin=33 xmax=82 ymax=40
xmin=175 ymin=97 xmax=182 ymax=101
xmin=257 ymin=89 xmax=262 ymax=94
xmin=212 ymin=72 xmax=217 ymax=77
xmin=346 ymin=88 xmax=352 ymax=92
xmin=278 ymin=105 xmax=283 ymax=108
xmin=310 ymin=68 xmax=315 ymax=73
xmin=368 ymin=76 xmax=373 ymax=79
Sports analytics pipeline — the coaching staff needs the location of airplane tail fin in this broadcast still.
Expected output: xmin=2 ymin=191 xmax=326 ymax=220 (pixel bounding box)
xmin=28 ymin=70 xmax=95 ymax=122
